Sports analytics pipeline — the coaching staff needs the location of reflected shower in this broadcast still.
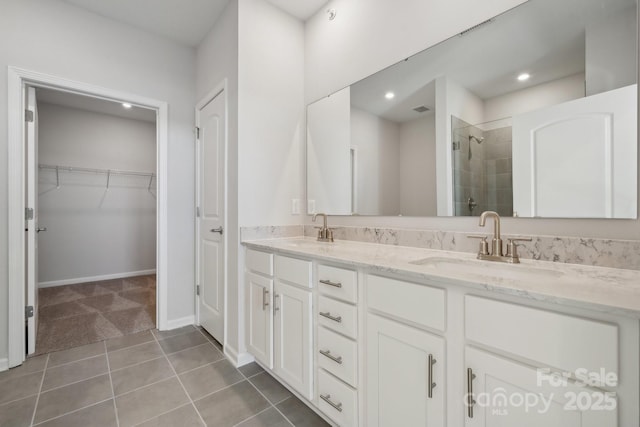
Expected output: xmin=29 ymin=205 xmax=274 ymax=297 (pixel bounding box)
xmin=468 ymin=134 xmax=484 ymax=159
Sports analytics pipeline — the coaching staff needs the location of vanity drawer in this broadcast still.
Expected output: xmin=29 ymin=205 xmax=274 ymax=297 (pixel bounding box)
xmin=317 ymin=264 xmax=357 ymax=303
xmin=275 ymin=255 xmax=312 ymax=288
xmin=318 ymin=327 xmax=357 ymax=387
xmin=246 ymin=249 xmax=273 ymax=276
xmin=318 ymin=369 xmax=358 ymax=427
xmin=465 ymin=295 xmax=618 ymax=375
xmin=318 ymin=295 xmax=357 ymax=340
xmin=367 ymin=275 xmax=445 ymax=332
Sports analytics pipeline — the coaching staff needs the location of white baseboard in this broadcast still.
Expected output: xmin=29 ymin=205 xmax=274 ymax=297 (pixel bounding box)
xmin=38 ymin=269 xmax=157 ymax=288
xmin=164 ymin=315 xmax=195 ymax=331
xmin=0 ymin=358 xmax=9 ymax=372
xmin=224 ymin=345 xmax=254 ymax=368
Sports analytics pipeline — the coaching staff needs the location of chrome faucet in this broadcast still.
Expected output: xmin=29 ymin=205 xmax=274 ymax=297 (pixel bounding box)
xmin=312 ymin=213 xmax=334 ymax=242
xmin=469 ymin=211 xmax=531 ymax=263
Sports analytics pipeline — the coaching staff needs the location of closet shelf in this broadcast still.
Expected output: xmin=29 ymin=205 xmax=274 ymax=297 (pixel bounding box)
xmin=39 ymin=164 xmax=156 ymax=190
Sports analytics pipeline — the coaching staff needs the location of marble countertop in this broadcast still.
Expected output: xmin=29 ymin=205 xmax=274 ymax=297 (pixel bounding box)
xmin=242 ymin=236 xmax=640 ymax=318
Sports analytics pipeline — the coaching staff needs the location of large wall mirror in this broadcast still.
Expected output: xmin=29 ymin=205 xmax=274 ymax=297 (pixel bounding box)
xmin=306 ymin=0 xmax=638 ymax=218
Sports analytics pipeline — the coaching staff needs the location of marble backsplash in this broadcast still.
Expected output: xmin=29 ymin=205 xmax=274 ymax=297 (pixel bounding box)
xmin=240 ymin=225 xmax=640 ymax=270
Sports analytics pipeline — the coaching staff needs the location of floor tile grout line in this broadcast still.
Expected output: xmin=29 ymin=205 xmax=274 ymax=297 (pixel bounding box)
xmin=165 ymin=340 xmax=222 ymax=358
xmin=31 ymin=397 xmax=114 ymax=426
xmin=152 ymin=331 xmax=208 ymax=427
xmin=45 ymin=348 xmax=107 ymax=370
xmin=0 ymin=392 xmax=41 ymax=408
xmin=194 ymin=326 xmax=224 ymax=350
xmin=104 ymin=340 xmax=121 ymax=427
xmin=129 ymin=402 xmax=194 ymax=427
xmin=29 ymin=353 xmax=49 ymax=427
xmin=106 ymin=335 xmax=157 ymax=354
xmin=43 ymin=352 xmax=107 ymax=373
xmin=39 ymin=370 xmax=110 ymax=395
xmin=109 ymin=355 xmax=166 ymax=375
xmin=188 ymin=378 xmax=247 ymax=403
xmin=244 ymin=376 xmax=295 ymax=427
xmin=171 ymin=354 xmax=228 ymax=377
xmin=152 ymin=325 xmax=199 ymax=342
xmin=231 ymin=406 xmax=274 ymax=427
xmin=111 ymin=373 xmax=179 ymax=399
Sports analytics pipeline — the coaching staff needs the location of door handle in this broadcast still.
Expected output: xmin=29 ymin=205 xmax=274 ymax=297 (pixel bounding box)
xmin=467 ymin=368 xmax=476 ymax=418
xmin=428 ymin=354 xmax=437 ymax=398
xmin=210 ymin=227 xmax=223 ymax=235
xmin=37 ymin=227 xmax=47 ymax=233
xmin=262 ymin=288 xmax=269 ymax=310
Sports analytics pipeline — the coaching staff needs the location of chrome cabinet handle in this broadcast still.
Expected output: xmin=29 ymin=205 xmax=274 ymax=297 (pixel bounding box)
xmin=36 ymin=227 xmax=47 ymax=233
xmin=319 ymin=349 xmax=343 ymax=364
xmin=262 ymin=288 xmax=269 ymax=310
xmin=428 ymin=354 xmax=437 ymax=398
xmin=319 ymin=279 xmax=342 ymax=288
xmin=467 ymin=368 xmax=476 ymax=418
xmin=320 ymin=394 xmax=343 ymax=412
xmin=319 ymin=311 xmax=342 ymax=323
xmin=273 ymin=293 xmax=279 ymax=316
xmin=210 ymin=227 xmax=223 ymax=234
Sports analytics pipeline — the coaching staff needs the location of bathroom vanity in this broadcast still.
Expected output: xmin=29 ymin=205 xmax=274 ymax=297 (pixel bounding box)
xmin=242 ymin=237 xmax=640 ymax=427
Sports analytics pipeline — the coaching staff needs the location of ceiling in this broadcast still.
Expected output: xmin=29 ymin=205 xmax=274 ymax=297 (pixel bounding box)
xmin=37 ymin=88 xmax=157 ymax=123
xmin=61 ymin=0 xmax=328 ymax=46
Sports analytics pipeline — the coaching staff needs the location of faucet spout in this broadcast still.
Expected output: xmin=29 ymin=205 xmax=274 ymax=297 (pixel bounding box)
xmin=312 ymin=213 xmax=333 ymax=242
xmin=479 ymin=211 xmax=501 ymax=240
xmin=478 ymin=211 xmax=502 ymax=256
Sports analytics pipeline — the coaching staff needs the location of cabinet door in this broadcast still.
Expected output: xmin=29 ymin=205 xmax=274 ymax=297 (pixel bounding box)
xmin=247 ymin=272 xmax=273 ymax=368
xmin=274 ymin=281 xmax=313 ymax=400
xmin=465 ymin=347 xmax=617 ymax=427
xmin=367 ymin=314 xmax=445 ymax=427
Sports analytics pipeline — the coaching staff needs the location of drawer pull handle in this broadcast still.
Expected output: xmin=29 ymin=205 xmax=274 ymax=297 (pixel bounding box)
xmin=467 ymin=368 xmax=476 ymax=418
xmin=319 ymin=311 xmax=342 ymax=323
xmin=428 ymin=354 xmax=437 ymax=398
xmin=262 ymin=288 xmax=269 ymax=310
xmin=320 ymin=394 xmax=343 ymax=412
xmin=319 ymin=279 xmax=342 ymax=288
xmin=319 ymin=349 xmax=343 ymax=364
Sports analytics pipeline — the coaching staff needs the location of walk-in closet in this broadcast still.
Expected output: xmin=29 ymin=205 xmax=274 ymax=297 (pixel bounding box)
xmin=32 ymin=88 xmax=158 ymax=355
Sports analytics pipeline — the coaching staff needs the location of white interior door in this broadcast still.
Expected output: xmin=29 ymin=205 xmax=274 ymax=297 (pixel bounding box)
xmin=26 ymin=86 xmax=40 ymax=355
xmin=196 ymin=90 xmax=226 ymax=343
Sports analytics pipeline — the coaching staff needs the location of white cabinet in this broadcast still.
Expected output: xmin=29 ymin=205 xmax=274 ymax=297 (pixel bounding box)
xmin=245 ymin=251 xmax=313 ymax=401
xmin=246 ymin=272 xmax=273 ymax=368
xmin=273 ymin=280 xmax=313 ymax=400
xmin=366 ymin=313 xmax=445 ymax=427
xmin=465 ymin=346 xmax=617 ymax=427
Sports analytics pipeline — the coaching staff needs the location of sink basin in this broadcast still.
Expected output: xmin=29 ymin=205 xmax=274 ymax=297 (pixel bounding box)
xmin=409 ymin=256 xmax=563 ymax=282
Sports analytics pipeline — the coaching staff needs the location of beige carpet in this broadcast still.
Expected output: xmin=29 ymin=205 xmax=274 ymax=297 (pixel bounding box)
xmin=35 ymin=275 xmax=156 ymax=355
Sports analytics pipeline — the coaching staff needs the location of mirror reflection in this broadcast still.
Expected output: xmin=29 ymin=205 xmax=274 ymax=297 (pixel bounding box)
xmin=306 ymin=0 xmax=638 ymax=218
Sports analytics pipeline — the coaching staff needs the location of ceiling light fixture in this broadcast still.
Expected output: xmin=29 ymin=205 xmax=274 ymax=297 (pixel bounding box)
xmin=517 ymin=73 xmax=530 ymax=82
xmin=385 ymin=92 xmax=395 ymax=100
xmin=327 ymin=8 xmax=337 ymax=20
xmin=122 ymin=102 xmax=132 ymax=109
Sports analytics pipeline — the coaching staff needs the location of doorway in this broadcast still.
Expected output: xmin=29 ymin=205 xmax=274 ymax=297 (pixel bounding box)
xmin=8 ymin=67 xmax=170 ymax=368
xmin=30 ymin=87 xmax=158 ymax=355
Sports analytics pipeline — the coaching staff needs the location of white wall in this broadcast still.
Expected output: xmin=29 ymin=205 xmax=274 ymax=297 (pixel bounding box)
xmin=350 ymin=107 xmax=400 ymax=215
xmin=399 ymin=115 xmax=437 ymax=216
xmin=484 ymin=73 xmax=585 ymax=123
xmin=0 ymin=0 xmax=195 ymax=364
xmin=303 ymin=0 xmax=640 ymax=241
xmin=197 ymin=0 xmax=305 ymax=358
xmin=196 ymin=0 xmax=240 ymax=354
xmin=37 ymin=103 xmax=156 ymax=285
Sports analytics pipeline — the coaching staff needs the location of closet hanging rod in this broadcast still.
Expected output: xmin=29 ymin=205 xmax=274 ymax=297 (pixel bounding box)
xmin=39 ymin=164 xmax=155 ymax=178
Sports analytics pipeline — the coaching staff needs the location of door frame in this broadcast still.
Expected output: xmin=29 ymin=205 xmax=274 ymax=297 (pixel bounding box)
xmin=7 ymin=66 xmax=169 ymax=368
xmin=194 ymin=79 xmax=228 ymax=348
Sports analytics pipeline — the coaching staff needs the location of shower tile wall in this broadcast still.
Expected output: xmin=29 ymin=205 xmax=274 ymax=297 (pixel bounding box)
xmin=483 ymin=126 xmax=513 ymax=216
xmin=452 ymin=116 xmax=486 ymax=216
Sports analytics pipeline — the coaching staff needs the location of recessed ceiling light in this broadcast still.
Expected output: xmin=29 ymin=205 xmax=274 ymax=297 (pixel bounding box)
xmin=517 ymin=73 xmax=530 ymax=82
xmin=327 ymin=8 xmax=337 ymax=20
xmin=385 ymin=92 xmax=395 ymax=100
xmin=122 ymin=103 xmax=132 ymax=109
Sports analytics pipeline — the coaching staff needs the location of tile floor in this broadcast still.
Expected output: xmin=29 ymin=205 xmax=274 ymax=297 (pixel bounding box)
xmin=0 ymin=326 xmax=330 ymax=427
